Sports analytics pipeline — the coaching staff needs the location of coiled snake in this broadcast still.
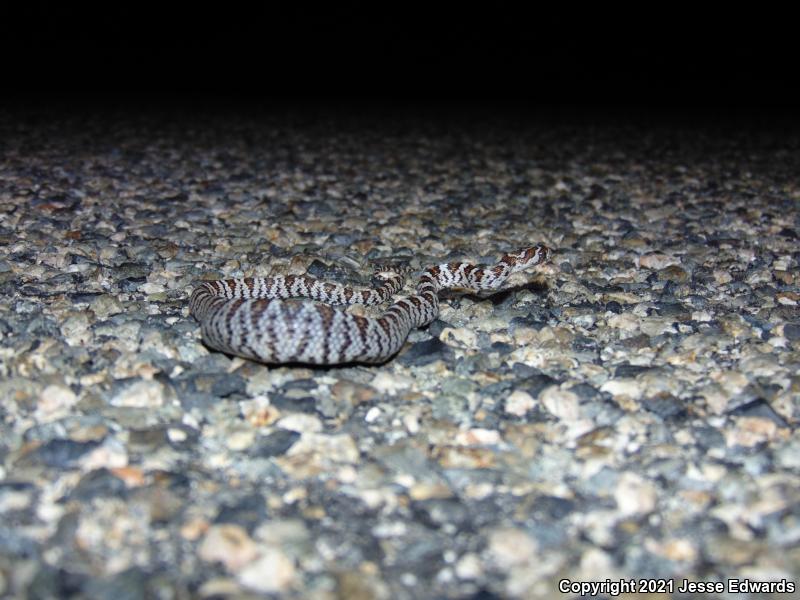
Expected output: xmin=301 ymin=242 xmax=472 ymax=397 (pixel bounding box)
xmin=190 ymin=244 xmax=552 ymax=365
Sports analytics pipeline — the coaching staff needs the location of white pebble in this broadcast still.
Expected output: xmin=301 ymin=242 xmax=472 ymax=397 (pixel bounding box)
xmin=600 ymin=379 xmax=644 ymax=400
xmin=37 ymin=384 xmax=78 ymax=418
xmin=371 ymin=372 xmax=414 ymax=394
xmin=111 ymin=379 xmax=166 ymax=407
xmin=454 ymin=428 xmax=502 ymax=446
xmin=487 ymin=527 xmax=538 ymax=570
xmin=540 ymin=387 xmax=581 ymax=421
xmin=199 ymin=524 xmax=259 ymax=572
xmin=276 ymin=413 xmax=323 ymax=433
xmin=614 ymin=472 xmax=657 ymax=516
xmin=455 ymin=552 xmax=484 ymax=579
xmin=238 ymin=548 xmax=296 ymax=593
xmin=638 ymin=253 xmax=680 ymax=269
xmin=440 ymin=327 xmax=479 ymax=349
xmin=505 ymin=390 xmax=536 ymax=416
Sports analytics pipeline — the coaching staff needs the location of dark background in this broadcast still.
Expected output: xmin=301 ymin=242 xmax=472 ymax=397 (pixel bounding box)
xmin=2 ymin=7 xmax=796 ymax=125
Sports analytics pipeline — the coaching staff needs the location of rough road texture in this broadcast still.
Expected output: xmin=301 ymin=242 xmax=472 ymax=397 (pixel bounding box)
xmin=0 ymin=110 xmax=798 ymax=599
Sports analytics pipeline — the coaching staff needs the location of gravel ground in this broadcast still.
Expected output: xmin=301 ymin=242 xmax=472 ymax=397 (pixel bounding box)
xmin=0 ymin=109 xmax=798 ymax=599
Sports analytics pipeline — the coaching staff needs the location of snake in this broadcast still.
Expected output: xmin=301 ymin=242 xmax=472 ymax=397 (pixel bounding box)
xmin=189 ymin=244 xmax=552 ymax=365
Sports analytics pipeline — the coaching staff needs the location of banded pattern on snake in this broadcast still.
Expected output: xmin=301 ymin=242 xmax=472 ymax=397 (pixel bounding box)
xmin=190 ymin=244 xmax=552 ymax=365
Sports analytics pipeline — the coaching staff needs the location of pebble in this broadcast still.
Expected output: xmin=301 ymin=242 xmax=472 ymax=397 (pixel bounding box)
xmin=539 ymin=387 xmax=581 ymax=421
xmin=486 ymin=527 xmax=538 ymax=570
xmin=198 ymin=524 xmax=259 ymax=572
xmin=20 ymin=438 xmax=102 ymax=469
xmin=638 ymin=252 xmax=681 ymax=270
xmin=36 ymin=384 xmax=78 ymax=418
xmin=276 ymin=433 xmax=361 ymax=478
xmin=439 ymin=327 xmax=479 ymax=350
xmin=454 ymin=553 xmax=483 ymax=580
xmin=725 ymin=416 xmax=783 ymax=448
xmin=504 ymin=389 xmax=536 ymax=416
xmin=600 ymin=378 xmax=645 ymax=401
xmin=109 ymin=379 xmax=166 ymax=408
xmin=453 ymin=428 xmax=502 ymax=446
xmin=225 ymin=428 xmax=256 ymax=451
xmin=90 ymin=295 xmax=124 ymax=319
xmin=398 ymin=337 xmax=455 ymax=366
xmin=614 ymin=472 xmax=658 ymax=516
xmin=276 ymin=413 xmax=323 ymax=433
xmin=370 ymin=372 xmax=414 ymax=395
xmin=238 ymin=548 xmax=296 ymax=593
xmin=249 ymin=429 xmax=300 ymax=457
xmin=783 ymin=323 xmax=800 ymax=341
xmin=60 ymin=312 xmax=93 ymax=345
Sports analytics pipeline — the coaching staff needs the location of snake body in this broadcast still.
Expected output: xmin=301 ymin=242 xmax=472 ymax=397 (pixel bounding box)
xmin=189 ymin=244 xmax=552 ymax=365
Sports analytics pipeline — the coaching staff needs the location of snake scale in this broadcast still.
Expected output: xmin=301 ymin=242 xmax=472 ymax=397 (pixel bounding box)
xmin=189 ymin=244 xmax=552 ymax=365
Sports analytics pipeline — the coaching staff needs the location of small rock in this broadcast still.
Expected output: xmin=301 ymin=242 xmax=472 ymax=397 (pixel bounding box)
xmin=776 ymin=291 xmax=799 ymax=306
xmin=139 ymin=282 xmax=166 ymax=295
xmin=286 ymin=433 xmax=360 ymax=464
xmin=330 ymin=380 xmax=378 ymax=406
xmin=532 ymin=495 xmax=575 ymax=520
xmin=214 ymin=494 xmax=269 ymax=533
xmin=69 ymin=468 xmax=128 ymax=501
xmin=775 ymin=439 xmax=800 ymax=469
xmin=60 ymin=313 xmax=93 ymax=346
xmin=638 ymin=253 xmax=680 ymax=270
xmin=276 ymin=414 xmax=323 ymax=433
xmin=455 ymin=552 xmax=484 ymax=580
xmin=599 ymin=379 xmax=644 ymax=401
xmin=720 ymin=315 xmax=752 ymax=339
xmin=0 ymin=482 xmax=35 ymax=512
xmin=540 ymin=387 xmax=580 ymax=421
xmin=641 ymin=394 xmax=688 ymax=420
xmin=440 ymin=327 xmax=479 ymax=350
xmin=518 ymin=373 xmax=559 ymax=397
xmin=398 ymin=338 xmax=455 ymax=366
xmin=725 ymin=416 xmax=782 ymax=447
xmin=268 ymin=393 xmax=317 ymax=414
xmin=82 ymin=567 xmax=148 ymax=600
xmin=199 ymin=524 xmax=259 ymax=572
xmin=613 ymin=364 xmax=650 ymax=378
xmin=240 ymin=397 xmax=281 ymax=427
xmin=408 ymin=482 xmax=454 ymax=501
xmin=782 ymin=323 xmax=800 ymax=341
xmin=226 ymin=428 xmax=256 ymax=451
xmin=80 ymin=438 xmax=129 ymax=471
xmin=453 ymin=428 xmax=502 ymax=446
xmin=657 ymin=265 xmax=689 ymax=282
xmin=22 ymin=438 xmax=101 ymax=468
xmin=111 ymin=379 xmax=166 ymax=408
xmin=364 ymin=406 xmax=382 ymax=423
xmin=37 ymin=384 xmax=78 ymax=418
xmin=614 ymin=473 xmax=657 ymax=516
xmin=90 ymin=295 xmax=124 ymax=319
xmin=250 ymin=430 xmax=300 ymax=457
xmin=238 ymin=548 xmax=296 ymax=593
xmin=607 ymin=313 xmax=641 ymax=333
xmin=655 ymin=538 xmax=698 ymax=562
xmin=487 ymin=527 xmax=537 ymax=570
xmin=436 ymin=447 xmax=496 ymax=469
xmin=728 ymin=398 xmax=788 ymax=427
xmin=370 ymin=372 xmax=414 ymax=395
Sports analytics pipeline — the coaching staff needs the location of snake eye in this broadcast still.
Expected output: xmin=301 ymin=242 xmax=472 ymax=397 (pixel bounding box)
xmin=538 ymin=244 xmax=552 ymax=262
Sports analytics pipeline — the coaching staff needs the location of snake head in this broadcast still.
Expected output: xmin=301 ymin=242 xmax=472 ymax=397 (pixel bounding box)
xmin=511 ymin=244 xmax=552 ymax=271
